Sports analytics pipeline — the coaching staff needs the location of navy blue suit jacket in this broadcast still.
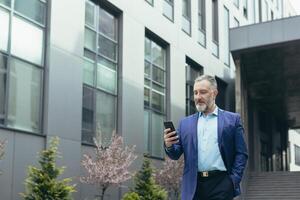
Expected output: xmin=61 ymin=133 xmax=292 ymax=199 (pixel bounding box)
xmin=165 ymin=109 xmax=248 ymax=200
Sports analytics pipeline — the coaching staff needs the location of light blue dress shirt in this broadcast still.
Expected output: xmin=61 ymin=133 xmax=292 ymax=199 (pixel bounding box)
xmin=197 ymin=106 xmax=226 ymax=172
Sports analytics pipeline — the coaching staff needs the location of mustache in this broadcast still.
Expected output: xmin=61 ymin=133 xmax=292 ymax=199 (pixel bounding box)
xmin=195 ymin=101 xmax=206 ymax=104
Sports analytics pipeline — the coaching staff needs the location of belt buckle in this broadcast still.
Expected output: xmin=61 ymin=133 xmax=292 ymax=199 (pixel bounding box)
xmin=202 ymin=171 xmax=209 ymax=177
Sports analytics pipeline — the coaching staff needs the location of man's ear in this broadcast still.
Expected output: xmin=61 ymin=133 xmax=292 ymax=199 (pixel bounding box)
xmin=214 ymin=89 xmax=218 ymax=97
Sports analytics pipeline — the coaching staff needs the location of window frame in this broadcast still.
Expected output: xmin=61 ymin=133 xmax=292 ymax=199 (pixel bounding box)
xmin=212 ymin=0 xmax=219 ymax=58
xmin=223 ymin=6 xmax=230 ymax=67
xmin=144 ymin=33 xmax=168 ymax=159
xmin=182 ymin=0 xmax=191 ymax=36
xmin=185 ymin=57 xmax=203 ymax=116
xmin=198 ymin=0 xmax=206 ymax=47
xmin=0 ymin=0 xmax=47 ymax=135
xmin=162 ymin=0 xmax=174 ymax=22
xmin=82 ymin=0 xmax=120 ymax=145
xmin=295 ymin=144 xmax=300 ymax=166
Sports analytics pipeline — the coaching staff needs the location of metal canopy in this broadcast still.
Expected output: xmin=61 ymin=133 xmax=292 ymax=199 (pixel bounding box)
xmin=230 ymin=16 xmax=300 ymax=128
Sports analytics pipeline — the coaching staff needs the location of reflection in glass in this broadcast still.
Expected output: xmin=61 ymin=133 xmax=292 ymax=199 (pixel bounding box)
xmin=14 ymin=0 xmax=46 ymax=24
xmin=0 ymin=54 xmax=7 ymax=124
xmin=144 ymin=78 xmax=150 ymax=87
xmin=0 ymin=8 xmax=9 ymax=52
xmin=144 ymin=38 xmax=151 ymax=61
xmin=144 ymin=61 xmax=151 ymax=78
xmin=99 ymin=8 xmax=116 ymax=40
xmin=151 ymin=113 xmax=164 ymax=158
xmin=152 ymin=66 xmax=164 ymax=85
xmin=98 ymin=34 xmax=117 ymax=61
xmin=82 ymin=86 xmax=94 ymax=144
xmin=163 ymin=0 xmax=173 ymax=20
xmin=144 ymin=110 xmax=150 ymax=152
xmin=83 ymin=59 xmax=94 ymax=86
xmin=0 ymin=0 xmax=11 ymax=7
xmin=85 ymin=28 xmax=96 ymax=51
xmin=97 ymin=64 xmax=116 ymax=94
xmin=144 ymin=87 xmax=150 ymax=107
xmin=85 ymin=1 xmax=95 ymax=28
xmin=96 ymin=91 xmax=116 ymax=147
xmin=152 ymin=91 xmax=164 ymax=112
xmin=98 ymin=56 xmax=116 ymax=70
xmin=152 ymin=42 xmax=165 ymax=68
xmin=11 ymin=16 xmax=44 ymax=65
xmin=7 ymin=58 xmax=42 ymax=132
xmin=152 ymin=82 xmax=165 ymax=93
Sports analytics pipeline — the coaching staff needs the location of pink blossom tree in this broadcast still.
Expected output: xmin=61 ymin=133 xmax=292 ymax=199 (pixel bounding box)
xmin=80 ymin=132 xmax=137 ymax=200
xmin=0 ymin=139 xmax=6 ymax=175
xmin=0 ymin=139 xmax=5 ymax=160
xmin=154 ymin=156 xmax=184 ymax=200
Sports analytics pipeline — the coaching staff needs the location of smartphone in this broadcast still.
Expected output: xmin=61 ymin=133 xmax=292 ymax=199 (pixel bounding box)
xmin=163 ymin=121 xmax=176 ymax=133
xmin=164 ymin=121 xmax=179 ymax=143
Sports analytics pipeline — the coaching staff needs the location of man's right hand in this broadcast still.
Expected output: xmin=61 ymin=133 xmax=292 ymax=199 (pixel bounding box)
xmin=164 ymin=128 xmax=179 ymax=148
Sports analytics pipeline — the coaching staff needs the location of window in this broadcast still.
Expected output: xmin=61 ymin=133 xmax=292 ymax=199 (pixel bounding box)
xmin=144 ymin=36 xmax=167 ymax=158
xmin=0 ymin=0 xmax=46 ymax=133
xmin=295 ymin=145 xmax=300 ymax=166
xmin=185 ymin=58 xmax=203 ymax=116
xmin=212 ymin=0 xmax=219 ymax=57
xmin=163 ymin=0 xmax=173 ymax=21
xmin=233 ymin=0 xmax=239 ymax=8
xmin=243 ymin=0 xmax=248 ymax=18
xmin=82 ymin=0 xmax=119 ymax=145
xmin=0 ymin=0 xmax=11 ymax=7
xmin=223 ymin=6 xmax=229 ymax=66
xmin=14 ymin=0 xmax=46 ymax=25
xmin=0 ymin=7 xmax=9 ymax=51
xmin=182 ymin=0 xmax=191 ymax=35
xmin=0 ymin=54 xmax=7 ymax=125
xmin=198 ymin=0 xmax=206 ymax=47
xmin=215 ymin=77 xmax=227 ymax=110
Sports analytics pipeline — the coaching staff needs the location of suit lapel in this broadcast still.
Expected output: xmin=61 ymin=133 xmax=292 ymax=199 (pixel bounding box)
xmin=191 ymin=113 xmax=199 ymax=150
xmin=217 ymin=109 xmax=224 ymax=149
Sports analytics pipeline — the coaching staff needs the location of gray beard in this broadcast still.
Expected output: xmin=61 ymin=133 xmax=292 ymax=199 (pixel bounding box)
xmin=196 ymin=100 xmax=215 ymax=113
xmin=196 ymin=104 xmax=207 ymax=112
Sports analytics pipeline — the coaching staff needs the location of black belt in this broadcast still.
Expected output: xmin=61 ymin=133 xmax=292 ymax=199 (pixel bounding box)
xmin=198 ymin=170 xmax=226 ymax=178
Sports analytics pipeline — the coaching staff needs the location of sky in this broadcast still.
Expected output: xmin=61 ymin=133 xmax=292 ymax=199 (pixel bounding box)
xmin=289 ymin=0 xmax=300 ymax=15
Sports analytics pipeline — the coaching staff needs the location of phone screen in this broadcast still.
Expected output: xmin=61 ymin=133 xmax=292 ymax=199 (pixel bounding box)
xmin=163 ymin=121 xmax=176 ymax=132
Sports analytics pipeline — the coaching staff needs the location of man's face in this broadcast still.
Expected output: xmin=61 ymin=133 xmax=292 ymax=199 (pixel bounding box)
xmin=193 ymin=80 xmax=218 ymax=113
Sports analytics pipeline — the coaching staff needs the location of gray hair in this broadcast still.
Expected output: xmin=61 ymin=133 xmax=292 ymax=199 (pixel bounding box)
xmin=194 ymin=75 xmax=218 ymax=90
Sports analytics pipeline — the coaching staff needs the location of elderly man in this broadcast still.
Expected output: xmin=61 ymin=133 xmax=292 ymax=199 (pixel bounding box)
xmin=164 ymin=75 xmax=248 ymax=200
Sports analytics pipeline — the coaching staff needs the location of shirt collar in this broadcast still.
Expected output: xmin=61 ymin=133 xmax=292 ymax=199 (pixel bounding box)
xmin=199 ymin=105 xmax=219 ymax=117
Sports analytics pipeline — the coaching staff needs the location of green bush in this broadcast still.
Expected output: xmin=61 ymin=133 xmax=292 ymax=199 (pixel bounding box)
xmin=123 ymin=157 xmax=167 ymax=200
xmin=122 ymin=192 xmax=140 ymax=200
xmin=21 ymin=137 xmax=76 ymax=200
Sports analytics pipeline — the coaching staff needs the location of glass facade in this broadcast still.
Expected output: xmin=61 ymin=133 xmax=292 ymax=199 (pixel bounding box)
xmin=186 ymin=61 xmax=202 ymax=116
xmin=82 ymin=0 xmax=118 ymax=145
xmin=198 ymin=0 xmax=206 ymax=47
xmin=144 ymin=36 xmax=166 ymax=158
xmin=163 ymin=0 xmax=173 ymax=21
xmin=223 ymin=6 xmax=229 ymax=66
xmin=0 ymin=0 xmax=46 ymax=133
xmin=182 ymin=0 xmax=191 ymax=35
xmin=212 ymin=0 xmax=219 ymax=57
xmin=295 ymin=145 xmax=300 ymax=166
